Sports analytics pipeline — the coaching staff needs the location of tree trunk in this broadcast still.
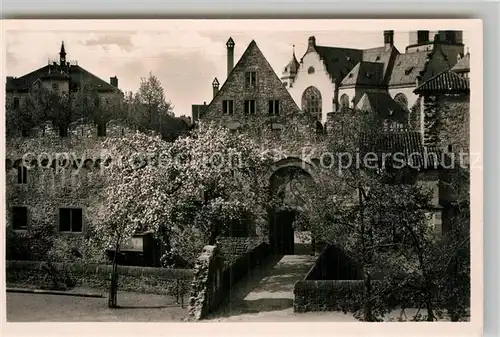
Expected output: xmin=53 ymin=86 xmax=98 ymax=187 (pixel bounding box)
xmin=448 ymin=255 xmax=459 ymax=321
xmin=363 ymin=270 xmax=373 ymax=321
xmin=108 ymin=240 xmax=120 ymax=309
xmin=358 ymin=186 xmax=373 ymax=322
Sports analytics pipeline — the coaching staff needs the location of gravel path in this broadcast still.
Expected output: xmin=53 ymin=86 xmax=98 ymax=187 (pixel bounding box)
xmin=6 ymin=291 xmax=188 ymax=322
xmin=207 ymin=253 xmax=316 ymax=321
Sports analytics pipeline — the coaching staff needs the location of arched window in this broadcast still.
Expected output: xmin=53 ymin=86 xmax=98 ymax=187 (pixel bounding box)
xmin=340 ymin=94 xmax=350 ymax=111
xmin=394 ymin=93 xmax=409 ymax=110
xmin=301 ymin=86 xmax=322 ymax=114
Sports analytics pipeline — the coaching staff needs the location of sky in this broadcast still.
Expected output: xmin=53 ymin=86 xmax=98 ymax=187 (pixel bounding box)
xmin=6 ymin=24 xmax=470 ymax=117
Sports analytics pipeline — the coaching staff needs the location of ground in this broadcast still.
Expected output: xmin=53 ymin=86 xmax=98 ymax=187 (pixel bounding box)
xmin=6 ymin=291 xmax=187 ymax=322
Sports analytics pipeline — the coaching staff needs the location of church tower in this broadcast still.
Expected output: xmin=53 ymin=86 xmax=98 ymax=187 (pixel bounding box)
xmin=406 ymin=30 xmax=464 ymax=67
xmin=59 ymin=41 xmax=67 ymax=66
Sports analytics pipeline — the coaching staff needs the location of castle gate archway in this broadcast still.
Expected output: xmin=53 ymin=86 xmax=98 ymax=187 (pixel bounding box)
xmin=268 ymin=157 xmax=317 ymax=255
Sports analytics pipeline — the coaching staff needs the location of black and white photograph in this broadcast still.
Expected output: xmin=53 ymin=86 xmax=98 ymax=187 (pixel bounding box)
xmin=2 ymin=19 xmax=481 ymax=329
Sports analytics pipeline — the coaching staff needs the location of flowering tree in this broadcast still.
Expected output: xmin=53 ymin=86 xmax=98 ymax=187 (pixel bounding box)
xmin=89 ymin=120 xmax=272 ymax=307
xmin=288 ymin=109 xmax=440 ymax=321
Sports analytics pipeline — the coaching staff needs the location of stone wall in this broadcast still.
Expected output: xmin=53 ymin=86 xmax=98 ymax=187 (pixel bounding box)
xmin=435 ymin=94 xmax=469 ymax=154
xmin=186 ymin=240 xmax=271 ymax=320
xmin=5 ymin=132 xmax=115 ymax=236
xmin=6 ymin=260 xmax=193 ymax=297
xmin=217 ymin=236 xmax=263 ymax=266
xmin=186 ymin=245 xmax=225 ymax=321
xmin=420 ymin=93 xmax=469 ymax=154
xmin=294 ymin=280 xmax=367 ymax=313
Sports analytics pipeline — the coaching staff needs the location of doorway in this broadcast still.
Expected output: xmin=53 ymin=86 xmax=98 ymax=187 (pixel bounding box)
xmin=270 ymin=209 xmax=295 ymax=255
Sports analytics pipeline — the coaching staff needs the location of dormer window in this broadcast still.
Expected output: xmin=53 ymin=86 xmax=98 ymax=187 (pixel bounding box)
xmin=308 ymin=66 xmax=315 ymax=74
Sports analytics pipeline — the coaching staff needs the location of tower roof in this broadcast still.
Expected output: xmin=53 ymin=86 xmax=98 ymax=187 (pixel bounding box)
xmin=226 ymin=37 xmax=235 ymax=48
xmin=414 ymin=69 xmax=470 ymax=94
xmin=60 ymin=41 xmax=66 ymax=55
xmin=282 ymin=45 xmax=300 ymax=75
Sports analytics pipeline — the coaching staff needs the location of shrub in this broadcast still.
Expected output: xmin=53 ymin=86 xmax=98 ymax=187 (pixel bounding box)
xmin=6 ymin=221 xmax=55 ymax=261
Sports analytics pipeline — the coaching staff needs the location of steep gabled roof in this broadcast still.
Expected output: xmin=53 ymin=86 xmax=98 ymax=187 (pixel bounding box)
xmin=6 ymin=63 xmax=117 ymax=93
xmin=362 ymin=46 xmax=399 ymax=84
xmin=340 ymin=61 xmax=385 ymax=87
xmin=314 ymin=45 xmax=363 ymax=83
xmin=388 ymin=51 xmax=429 ymax=86
xmin=414 ymin=69 xmax=470 ymax=94
xmin=203 ymin=40 xmax=301 ymax=118
xmin=355 ymin=92 xmax=408 ymax=120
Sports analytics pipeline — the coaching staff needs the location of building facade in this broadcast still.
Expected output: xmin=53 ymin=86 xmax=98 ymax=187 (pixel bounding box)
xmin=200 ymin=38 xmax=302 ymax=130
xmin=283 ymin=30 xmax=465 ymax=125
xmin=6 ymin=42 xmax=122 ymax=138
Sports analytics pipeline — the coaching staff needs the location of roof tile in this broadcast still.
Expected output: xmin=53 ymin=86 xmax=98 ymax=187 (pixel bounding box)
xmin=360 ymin=131 xmax=442 ymax=169
xmin=388 ymin=51 xmax=429 ymax=86
xmin=414 ymin=69 xmax=470 ymax=93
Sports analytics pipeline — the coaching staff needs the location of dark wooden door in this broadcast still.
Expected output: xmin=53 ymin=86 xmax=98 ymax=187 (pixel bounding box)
xmin=272 ymin=209 xmax=295 ymax=255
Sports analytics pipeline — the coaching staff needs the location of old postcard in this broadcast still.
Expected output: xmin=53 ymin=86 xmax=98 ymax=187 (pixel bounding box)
xmin=2 ymin=19 xmax=482 ymax=336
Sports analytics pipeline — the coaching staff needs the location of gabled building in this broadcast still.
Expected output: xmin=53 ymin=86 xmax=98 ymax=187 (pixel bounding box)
xmin=6 ymin=41 xmax=120 ymax=100
xmin=201 ymin=38 xmax=301 ymax=130
xmin=283 ymin=30 xmax=465 ymax=124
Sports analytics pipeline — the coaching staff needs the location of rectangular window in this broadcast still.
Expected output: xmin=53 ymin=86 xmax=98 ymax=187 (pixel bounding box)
xmin=222 ymin=100 xmax=234 ymax=114
xmin=59 ymin=125 xmax=68 ymax=137
xmin=52 ymin=83 xmax=59 ymax=90
xmin=244 ymin=100 xmax=256 ymax=114
xmin=12 ymin=206 xmax=28 ymax=230
xmin=17 ymin=166 xmax=28 ymax=184
xmin=97 ymin=123 xmax=107 ymax=137
xmin=59 ymin=208 xmax=83 ymax=233
xmin=268 ymin=100 xmax=280 ymax=115
xmin=13 ymin=97 xmax=20 ymax=109
xmin=245 ymin=72 xmax=257 ymax=89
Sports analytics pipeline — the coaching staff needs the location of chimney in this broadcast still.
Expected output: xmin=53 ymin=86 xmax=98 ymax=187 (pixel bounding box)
xmin=110 ymin=76 xmax=118 ymax=88
xmin=383 ymin=30 xmax=394 ymax=50
xmin=212 ymin=77 xmax=220 ymax=98
xmin=226 ymin=37 xmax=235 ymax=77
xmin=433 ymin=33 xmax=441 ymax=44
xmin=307 ymin=36 xmax=316 ymax=52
